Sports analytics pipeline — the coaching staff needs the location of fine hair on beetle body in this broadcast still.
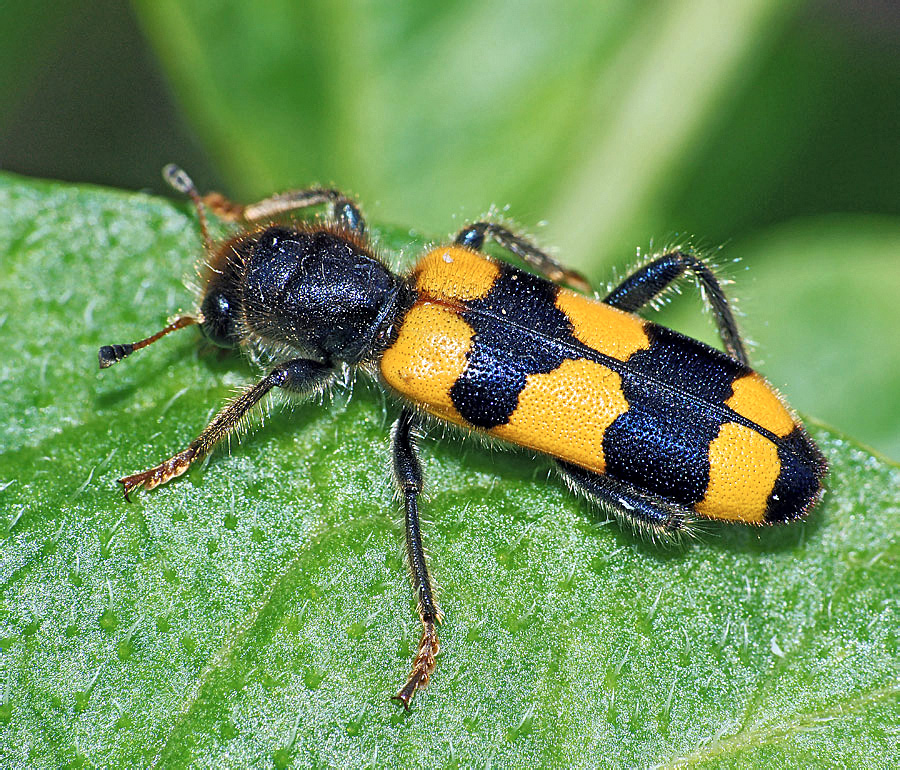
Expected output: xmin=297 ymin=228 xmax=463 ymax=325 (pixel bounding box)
xmin=97 ymin=165 xmax=827 ymax=708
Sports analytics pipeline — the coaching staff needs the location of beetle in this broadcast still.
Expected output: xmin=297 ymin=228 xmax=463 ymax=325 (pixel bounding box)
xmin=98 ymin=165 xmax=827 ymax=707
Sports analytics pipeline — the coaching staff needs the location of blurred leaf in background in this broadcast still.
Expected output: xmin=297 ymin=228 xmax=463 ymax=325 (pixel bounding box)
xmin=1 ymin=0 xmax=898 ymax=456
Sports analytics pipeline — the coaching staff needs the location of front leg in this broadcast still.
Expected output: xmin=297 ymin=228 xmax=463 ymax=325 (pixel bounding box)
xmin=163 ymin=164 xmax=366 ymax=238
xmin=228 ymin=188 xmax=366 ymax=236
xmin=119 ymin=359 xmax=334 ymax=499
xmin=391 ymin=408 xmax=443 ymax=709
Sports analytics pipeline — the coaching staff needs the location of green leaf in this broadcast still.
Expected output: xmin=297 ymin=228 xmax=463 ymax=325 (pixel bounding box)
xmin=1 ymin=174 xmax=897 ymax=767
xmin=130 ymin=0 xmax=802 ymax=264
xmin=0 ymin=0 xmax=79 ymax=127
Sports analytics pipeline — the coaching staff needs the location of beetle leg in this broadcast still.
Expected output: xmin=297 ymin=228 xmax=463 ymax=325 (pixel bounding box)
xmin=556 ymin=460 xmax=695 ymax=541
xmin=603 ymin=250 xmax=748 ymax=366
xmin=163 ymin=164 xmax=366 ymax=236
xmin=390 ymin=408 xmax=443 ymax=709
xmin=238 ymin=189 xmax=365 ymax=236
xmin=454 ymin=221 xmax=591 ymax=293
xmin=118 ymin=359 xmax=334 ymax=500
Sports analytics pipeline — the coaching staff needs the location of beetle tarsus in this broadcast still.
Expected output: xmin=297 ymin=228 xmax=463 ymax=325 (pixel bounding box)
xmin=118 ymin=448 xmax=197 ymax=500
xmin=393 ymin=619 xmax=439 ymax=709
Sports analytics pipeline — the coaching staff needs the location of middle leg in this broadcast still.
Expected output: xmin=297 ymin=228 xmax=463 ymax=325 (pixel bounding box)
xmin=455 ymin=221 xmax=591 ymax=293
xmin=390 ymin=408 xmax=442 ymax=709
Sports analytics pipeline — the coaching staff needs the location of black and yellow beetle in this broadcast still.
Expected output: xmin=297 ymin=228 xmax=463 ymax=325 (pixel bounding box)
xmin=98 ymin=166 xmax=827 ymax=707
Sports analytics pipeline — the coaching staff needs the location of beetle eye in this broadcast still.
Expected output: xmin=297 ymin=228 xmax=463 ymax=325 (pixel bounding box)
xmin=200 ymin=290 xmax=239 ymax=347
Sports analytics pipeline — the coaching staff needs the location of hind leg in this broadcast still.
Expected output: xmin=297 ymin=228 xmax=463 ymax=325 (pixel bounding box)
xmin=556 ymin=460 xmax=695 ymax=540
xmin=602 ymin=250 xmax=748 ymax=365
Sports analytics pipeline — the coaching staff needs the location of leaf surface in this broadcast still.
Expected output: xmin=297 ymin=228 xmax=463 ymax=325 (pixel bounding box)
xmin=0 ymin=175 xmax=897 ymax=767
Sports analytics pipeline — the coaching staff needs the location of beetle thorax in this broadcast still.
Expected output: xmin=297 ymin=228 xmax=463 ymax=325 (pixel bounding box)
xmin=235 ymin=226 xmax=401 ymax=364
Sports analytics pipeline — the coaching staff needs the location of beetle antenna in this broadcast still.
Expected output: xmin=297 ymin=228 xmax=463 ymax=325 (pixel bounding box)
xmin=98 ymin=315 xmax=199 ymax=369
xmin=163 ymin=164 xmax=214 ymax=254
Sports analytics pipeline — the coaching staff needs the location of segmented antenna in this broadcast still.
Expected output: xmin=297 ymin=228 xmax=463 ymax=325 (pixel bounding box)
xmin=162 ymin=164 xmax=214 ymax=253
xmin=98 ymin=315 xmax=198 ymax=369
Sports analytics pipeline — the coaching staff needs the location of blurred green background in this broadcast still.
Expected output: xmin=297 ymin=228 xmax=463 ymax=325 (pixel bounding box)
xmin=2 ymin=0 xmax=898 ymax=457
